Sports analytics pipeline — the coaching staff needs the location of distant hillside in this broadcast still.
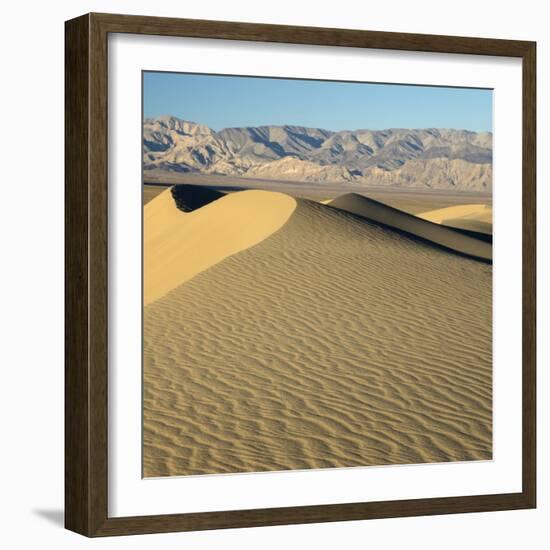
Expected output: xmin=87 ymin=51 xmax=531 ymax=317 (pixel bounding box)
xmin=143 ymin=115 xmax=493 ymax=191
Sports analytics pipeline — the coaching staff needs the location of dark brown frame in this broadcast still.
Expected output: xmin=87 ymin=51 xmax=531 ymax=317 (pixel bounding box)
xmin=65 ymin=12 xmax=537 ymax=537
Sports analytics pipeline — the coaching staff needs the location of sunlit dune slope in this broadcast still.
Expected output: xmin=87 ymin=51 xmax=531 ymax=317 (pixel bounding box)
xmin=419 ymin=204 xmax=493 ymax=235
xmin=144 ymin=187 xmax=296 ymax=305
xmin=327 ymin=194 xmax=492 ymax=261
xmin=143 ymin=190 xmax=492 ymax=477
xmin=419 ymin=204 xmax=487 ymax=223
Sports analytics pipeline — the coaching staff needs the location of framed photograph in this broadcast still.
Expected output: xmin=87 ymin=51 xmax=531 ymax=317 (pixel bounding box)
xmin=65 ymin=13 xmax=536 ymax=537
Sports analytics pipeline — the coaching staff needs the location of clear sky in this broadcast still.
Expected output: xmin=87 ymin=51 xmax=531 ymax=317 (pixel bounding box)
xmin=143 ymin=71 xmax=492 ymax=133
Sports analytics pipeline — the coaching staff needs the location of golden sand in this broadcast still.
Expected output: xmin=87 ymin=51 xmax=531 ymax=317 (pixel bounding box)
xmin=143 ymin=188 xmax=492 ymax=477
xmin=143 ymin=188 xmax=296 ymax=305
xmin=419 ymin=204 xmax=493 ymax=235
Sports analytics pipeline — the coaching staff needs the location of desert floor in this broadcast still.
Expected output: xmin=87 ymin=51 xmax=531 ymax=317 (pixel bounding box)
xmin=143 ymin=182 xmax=492 ymax=477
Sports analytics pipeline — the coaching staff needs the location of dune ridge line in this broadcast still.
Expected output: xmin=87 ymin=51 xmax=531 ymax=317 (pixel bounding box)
xmin=143 ymin=187 xmax=297 ymax=305
xmin=145 ymin=186 xmax=492 ymax=307
xmin=327 ymin=193 xmax=492 ymax=261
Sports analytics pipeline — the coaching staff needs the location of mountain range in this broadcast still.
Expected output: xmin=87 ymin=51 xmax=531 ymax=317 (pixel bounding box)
xmin=143 ymin=115 xmax=493 ymax=191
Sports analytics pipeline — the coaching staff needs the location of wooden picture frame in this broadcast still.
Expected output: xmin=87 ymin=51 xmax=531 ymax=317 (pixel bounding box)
xmin=65 ymin=12 xmax=536 ymax=537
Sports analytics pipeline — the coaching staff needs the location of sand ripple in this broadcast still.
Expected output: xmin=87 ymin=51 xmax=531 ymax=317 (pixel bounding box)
xmin=143 ymin=196 xmax=492 ymax=477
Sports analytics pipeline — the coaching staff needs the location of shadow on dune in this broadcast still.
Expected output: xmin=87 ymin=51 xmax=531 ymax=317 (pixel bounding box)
xmin=443 ymin=224 xmax=492 ymax=243
xmin=171 ymin=184 xmax=226 ymax=212
xmin=328 ymin=193 xmax=492 ymax=262
xmin=157 ymin=185 xmax=492 ymax=260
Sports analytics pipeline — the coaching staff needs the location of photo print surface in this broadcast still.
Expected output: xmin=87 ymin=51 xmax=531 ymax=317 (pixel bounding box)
xmin=142 ymin=71 xmax=493 ymax=478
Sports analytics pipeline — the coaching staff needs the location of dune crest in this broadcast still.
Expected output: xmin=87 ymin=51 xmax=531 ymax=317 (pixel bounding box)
xmin=327 ymin=193 xmax=492 ymax=261
xmin=144 ymin=188 xmax=296 ymax=305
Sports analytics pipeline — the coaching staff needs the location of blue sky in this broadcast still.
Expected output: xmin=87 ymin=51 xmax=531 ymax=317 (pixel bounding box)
xmin=143 ymin=72 xmax=492 ymax=133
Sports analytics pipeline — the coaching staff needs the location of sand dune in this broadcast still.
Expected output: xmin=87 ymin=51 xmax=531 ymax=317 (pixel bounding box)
xmin=327 ymin=194 xmax=492 ymax=261
xmin=143 ymin=184 xmax=169 ymax=205
xmin=143 ymin=187 xmax=296 ymax=305
xmin=418 ymin=204 xmax=487 ymax=223
xmin=143 ymin=189 xmax=492 ymax=477
xmin=419 ymin=204 xmax=493 ymax=235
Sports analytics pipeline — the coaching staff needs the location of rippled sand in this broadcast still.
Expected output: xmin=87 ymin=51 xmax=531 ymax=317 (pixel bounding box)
xmin=143 ymin=189 xmax=492 ymax=477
